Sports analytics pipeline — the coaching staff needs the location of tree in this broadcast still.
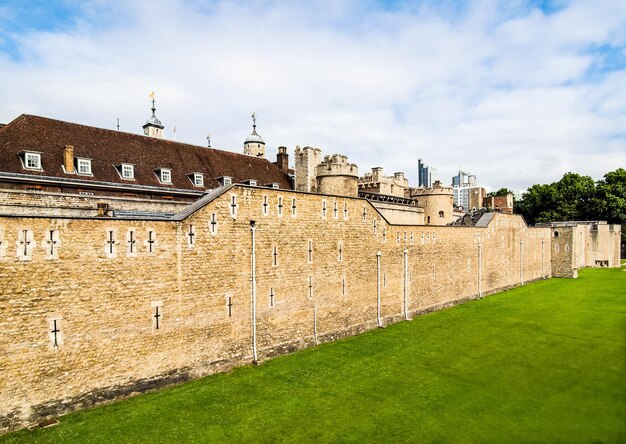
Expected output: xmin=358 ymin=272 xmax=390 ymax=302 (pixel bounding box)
xmin=591 ymin=168 xmax=626 ymax=224
xmin=591 ymin=168 xmax=626 ymax=248
xmin=516 ymin=172 xmax=596 ymax=224
xmin=487 ymin=188 xmax=514 ymax=198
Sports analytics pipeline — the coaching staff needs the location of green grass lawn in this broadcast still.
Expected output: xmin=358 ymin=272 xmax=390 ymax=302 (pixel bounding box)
xmin=3 ymin=268 xmax=625 ymax=443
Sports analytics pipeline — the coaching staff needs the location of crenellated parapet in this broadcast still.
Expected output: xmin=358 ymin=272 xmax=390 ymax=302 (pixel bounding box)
xmin=315 ymin=154 xmax=359 ymax=197
xmin=409 ymin=181 xmax=454 ymax=226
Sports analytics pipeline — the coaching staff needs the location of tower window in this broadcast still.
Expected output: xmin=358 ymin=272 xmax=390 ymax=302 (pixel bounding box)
xmin=439 ymin=211 xmax=444 ymax=218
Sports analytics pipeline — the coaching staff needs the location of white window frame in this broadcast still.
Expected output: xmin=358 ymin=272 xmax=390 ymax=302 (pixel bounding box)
xmin=193 ymin=173 xmax=204 ymax=187
xmin=223 ymin=177 xmax=232 ymax=186
xmin=76 ymin=158 xmax=92 ymax=175
xmin=24 ymin=152 xmax=42 ymax=170
xmin=121 ymin=164 xmax=134 ymax=179
xmin=159 ymin=168 xmax=172 ymax=184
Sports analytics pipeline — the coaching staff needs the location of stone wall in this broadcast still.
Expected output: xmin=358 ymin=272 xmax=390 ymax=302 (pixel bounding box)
xmin=0 ymin=189 xmax=188 ymax=217
xmin=1 ymin=185 xmax=618 ymax=433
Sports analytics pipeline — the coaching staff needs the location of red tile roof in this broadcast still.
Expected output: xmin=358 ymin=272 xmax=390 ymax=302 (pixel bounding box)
xmin=0 ymin=114 xmax=292 ymax=191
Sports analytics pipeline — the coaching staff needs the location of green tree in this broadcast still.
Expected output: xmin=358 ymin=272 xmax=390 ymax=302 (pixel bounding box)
xmin=516 ymin=172 xmax=595 ymax=224
xmin=487 ymin=188 xmax=514 ymax=197
xmin=591 ymin=168 xmax=626 ymax=247
xmin=591 ymin=168 xmax=626 ymax=224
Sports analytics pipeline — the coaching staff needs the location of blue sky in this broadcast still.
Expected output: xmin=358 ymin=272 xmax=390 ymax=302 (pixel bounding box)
xmin=1 ymin=0 xmax=625 ymax=191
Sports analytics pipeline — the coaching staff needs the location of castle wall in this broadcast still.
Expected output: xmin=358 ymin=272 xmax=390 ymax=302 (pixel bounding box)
xmin=368 ymin=201 xmax=424 ymax=225
xmin=1 ymin=186 xmax=618 ymax=433
xmin=0 ymin=189 xmax=188 ymax=217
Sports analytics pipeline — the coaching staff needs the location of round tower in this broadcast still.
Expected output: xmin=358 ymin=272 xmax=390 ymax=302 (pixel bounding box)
xmin=243 ymin=112 xmax=265 ymax=157
xmin=142 ymin=92 xmax=164 ymax=139
xmin=411 ymin=181 xmax=454 ymax=225
xmin=315 ymin=154 xmax=359 ymax=197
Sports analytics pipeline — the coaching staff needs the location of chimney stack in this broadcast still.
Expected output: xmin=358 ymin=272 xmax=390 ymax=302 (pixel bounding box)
xmin=64 ymin=145 xmax=74 ymax=173
xmin=274 ymin=146 xmax=289 ymax=172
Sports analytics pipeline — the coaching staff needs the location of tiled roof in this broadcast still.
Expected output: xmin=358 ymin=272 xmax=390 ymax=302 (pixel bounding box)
xmin=0 ymin=114 xmax=292 ymax=191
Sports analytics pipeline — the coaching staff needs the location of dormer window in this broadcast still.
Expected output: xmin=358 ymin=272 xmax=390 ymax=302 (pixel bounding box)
xmin=21 ymin=151 xmax=42 ymax=170
xmin=156 ymin=168 xmax=172 ymax=184
xmin=192 ymin=173 xmax=204 ymax=187
xmin=242 ymin=179 xmax=258 ymax=186
xmin=118 ymin=163 xmax=134 ymax=180
xmin=216 ymin=176 xmax=232 ymax=187
xmin=267 ymin=182 xmax=280 ymax=189
xmin=76 ymin=158 xmax=92 ymax=175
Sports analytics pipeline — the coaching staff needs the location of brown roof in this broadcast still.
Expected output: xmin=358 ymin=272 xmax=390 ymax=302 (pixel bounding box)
xmin=0 ymin=114 xmax=292 ymax=191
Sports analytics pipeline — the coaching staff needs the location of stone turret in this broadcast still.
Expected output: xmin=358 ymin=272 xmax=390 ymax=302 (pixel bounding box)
xmin=294 ymin=146 xmax=322 ymax=192
xmin=143 ymin=93 xmax=164 ymax=139
xmin=243 ymin=113 xmax=265 ymax=158
xmin=316 ymin=154 xmax=359 ymax=197
xmin=410 ymin=180 xmax=454 ymax=225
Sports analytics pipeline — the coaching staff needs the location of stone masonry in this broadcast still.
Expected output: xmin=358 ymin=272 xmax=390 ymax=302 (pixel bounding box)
xmin=0 ymin=185 xmax=620 ymax=433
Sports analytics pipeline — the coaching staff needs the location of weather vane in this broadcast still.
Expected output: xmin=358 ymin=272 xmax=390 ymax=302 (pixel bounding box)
xmin=149 ymin=91 xmax=156 ymax=116
xmin=207 ymin=134 xmax=211 ymax=148
xmin=251 ymin=112 xmax=256 ymax=131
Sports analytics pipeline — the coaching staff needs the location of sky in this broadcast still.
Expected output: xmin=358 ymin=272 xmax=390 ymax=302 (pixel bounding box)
xmin=0 ymin=0 xmax=625 ymax=192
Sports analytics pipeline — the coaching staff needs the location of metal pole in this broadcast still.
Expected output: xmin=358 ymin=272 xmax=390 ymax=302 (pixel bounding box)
xmin=376 ymin=251 xmax=382 ymax=327
xmin=314 ymin=305 xmax=319 ymax=345
xmin=403 ymin=249 xmax=409 ymax=320
xmin=478 ymin=243 xmax=482 ymax=297
xmin=519 ymin=240 xmax=524 ymax=285
xmin=250 ymin=221 xmax=258 ymax=362
xmin=541 ymin=239 xmax=545 ymax=278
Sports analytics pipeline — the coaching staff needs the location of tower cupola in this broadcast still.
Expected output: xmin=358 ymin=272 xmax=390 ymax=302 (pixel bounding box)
xmin=243 ymin=112 xmax=265 ymax=157
xmin=143 ymin=92 xmax=164 ymax=139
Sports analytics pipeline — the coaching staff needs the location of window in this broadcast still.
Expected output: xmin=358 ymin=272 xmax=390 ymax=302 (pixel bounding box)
xmin=121 ymin=164 xmax=134 ymax=179
xmin=439 ymin=211 xmax=444 ymax=218
xmin=262 ymin=196 xmax=269 ymax=216
xmin=223 ymin=177 xmax=232 ymax=186
xmin=159 ymin=169 xmax=172 ymax=184
xmin=229 ymin=195 xmax=238 ymax=219
xmin=193 ymin=173 xmax=204 ymax=187
xmin=277 ymin=197 xmax=283 ymax=216
xmin=272 ymin=183 xmax=279 ymax=189
xmin=146 ymin=229 xmax=156 ymax=253
xmin=77 ymin=158 xmax=92 ymax=175
xmin=248 ymin=180 xmax=258 ymax=186
xmin=17 ymin=229 xmax=34 ymax=261
xmin=24 ymin=152 xmax=42 ymax=170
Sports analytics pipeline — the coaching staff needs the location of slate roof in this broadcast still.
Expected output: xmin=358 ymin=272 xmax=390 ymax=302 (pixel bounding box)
xmin=0 ymin=114 xmax=292 ymax=191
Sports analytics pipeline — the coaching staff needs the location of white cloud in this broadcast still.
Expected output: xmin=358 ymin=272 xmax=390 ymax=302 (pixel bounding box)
xmin=0 ymin=0 xmax=624 ymax=191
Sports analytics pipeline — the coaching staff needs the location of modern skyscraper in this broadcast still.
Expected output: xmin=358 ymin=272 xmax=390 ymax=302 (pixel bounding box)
xmin=418 ymin=158 xmax=437 ymax=188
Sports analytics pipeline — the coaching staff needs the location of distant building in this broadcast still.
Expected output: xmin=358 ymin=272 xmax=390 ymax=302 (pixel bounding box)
xmin=451 ymin=170 xmax=477 ymax=188
xmin=417 ymin=158 xmax=437 ymax=188
xmin=451 ymin=170 xmax=484 ymax=210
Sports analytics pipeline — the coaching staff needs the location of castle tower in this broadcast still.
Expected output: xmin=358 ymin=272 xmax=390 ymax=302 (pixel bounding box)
xmin=410 ymin=180 xmax=454 ymax=225
xmin=294 ymin=146 xmax=322 ymax=192
xmin=243 ymin=113 xmax=265 ymax=157
xmin=142 ymin=92 xmax=164 ymax=139
xmin=316 ymin=154 xmax=359 ymax=197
